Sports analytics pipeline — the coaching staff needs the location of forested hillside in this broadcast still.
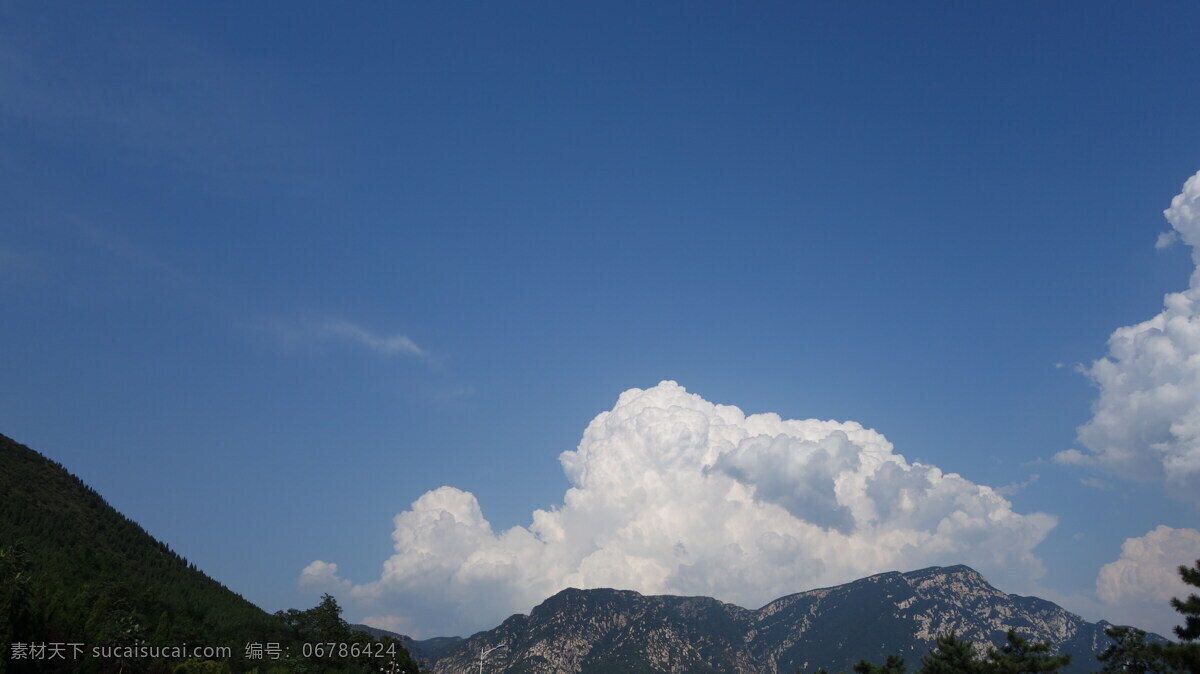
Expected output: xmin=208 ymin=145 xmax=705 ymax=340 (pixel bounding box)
xmin=0 ymin=433 xmax=420 ymax=673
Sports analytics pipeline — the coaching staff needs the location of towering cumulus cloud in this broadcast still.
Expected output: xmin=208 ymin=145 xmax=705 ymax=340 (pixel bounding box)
xmin=304 ymin=382 xmax=1055 ymax=637
xmin=1059 ymin=171 xmax=1200 ymax=500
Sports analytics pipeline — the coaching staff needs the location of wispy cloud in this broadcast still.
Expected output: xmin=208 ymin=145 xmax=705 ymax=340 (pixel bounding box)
xmin=318 ymin=318 xmax=425 ymax=358
xmin=1156 ymin=230 xmax=1179 ymax=249
xmin=994 ymin=473 xmax=1039 ymax=496
xmin=267 ymin=315 xmax=426 ymax=359
xmin=1080 ymin=477 xmax=1112 ymax=490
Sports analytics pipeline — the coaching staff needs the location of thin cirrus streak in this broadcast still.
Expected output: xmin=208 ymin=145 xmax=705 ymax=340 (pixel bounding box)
xmin=318 ymin=318 xmax=425 ymax=358
xmin=265 ymin=316 xmax=426 ymax=359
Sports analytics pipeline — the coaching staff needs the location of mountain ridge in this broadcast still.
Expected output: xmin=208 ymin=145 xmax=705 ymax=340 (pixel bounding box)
xmin=418 ymin=565 xmax=1146 ymax=674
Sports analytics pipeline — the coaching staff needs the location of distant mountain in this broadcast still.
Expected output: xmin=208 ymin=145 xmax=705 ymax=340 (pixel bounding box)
xmin=351 ymin=623 xmax=463 ymax=664
xmin=425 ymin=565 xmax=1141 ymax=673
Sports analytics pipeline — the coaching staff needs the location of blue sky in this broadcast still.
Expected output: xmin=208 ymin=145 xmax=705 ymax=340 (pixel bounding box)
xmin=3 ymin=1 xmax=1200 ymax=638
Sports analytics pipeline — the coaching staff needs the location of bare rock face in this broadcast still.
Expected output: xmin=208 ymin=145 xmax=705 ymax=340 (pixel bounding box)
xmin=425 ymin=565 xmax=1135 ymax=673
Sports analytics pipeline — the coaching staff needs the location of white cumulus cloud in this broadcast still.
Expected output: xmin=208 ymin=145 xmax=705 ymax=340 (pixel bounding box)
xmin=1097 ymin=525 xmax=1200 ymax=636
xmin=299 ymin=560 xmax=351 ymax=592
xmin=304 ymin=382 xmax=1057 ymax=638
xmin=1070 ymin=171 xmax=1200 ymax=500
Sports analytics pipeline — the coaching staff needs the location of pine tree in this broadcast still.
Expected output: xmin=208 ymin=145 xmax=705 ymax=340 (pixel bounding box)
xmin=0 ymin=544 xmax=34 ymax=648
xmin=1097 ymin=561 xmax=1200 ymax=674
xmin=1162 ymin=559 xmax=1200 ymax=674
xmin=1173 ymin=560 xmax=1200 ymax=642
xmin=1097 ymin=625 xmax=1166 ymax=673
xmin=854 ymin=654 xmax=907 ymax=673
xmin=918 ymin=633 xmax=987 ymax=674
xmin=985 ymin=630 xmax=1070 ymax=673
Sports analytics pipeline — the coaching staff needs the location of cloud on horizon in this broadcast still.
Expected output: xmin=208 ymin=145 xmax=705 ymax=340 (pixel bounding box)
xmin=303 ymin=381 xmax=1056 ymax=638
xmin=1056 ymin=171 xmax=1200 ymax=502
xmin=1097 ymin=525 xmax=1200 ymax=637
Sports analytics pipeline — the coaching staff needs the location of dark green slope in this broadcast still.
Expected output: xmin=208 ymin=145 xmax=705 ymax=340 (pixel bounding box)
xmin=0 ymin=432 xmax=284 ymax=669
xmin=1 ymin=433 xmax=424 ymax=674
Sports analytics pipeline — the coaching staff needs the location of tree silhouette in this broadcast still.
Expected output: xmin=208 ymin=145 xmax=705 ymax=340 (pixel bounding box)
xmin=918 ymin=633 xmax=987 ymax=674
xmin=1098 ymin=625 xmax=1163 ymax=673
xmin=1173 ymin=560 xmax=1200 ymax=642
xmin=1161 ymin=558 xmax=1200 ymax=673
xmin=984 ymin=630 xmax=1070 ymax=673
xmin=854 ymin=654 xmax=907 ymax=673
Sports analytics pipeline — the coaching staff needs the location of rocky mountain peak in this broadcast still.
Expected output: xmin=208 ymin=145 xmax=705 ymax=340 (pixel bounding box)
xmin=423 ymin=566 xmax=1141 ymax=673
